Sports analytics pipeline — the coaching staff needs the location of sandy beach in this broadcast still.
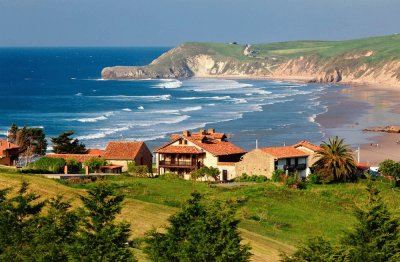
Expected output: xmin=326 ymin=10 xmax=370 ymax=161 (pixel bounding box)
xmin=316 ymin=84 xmax=400 ymax=167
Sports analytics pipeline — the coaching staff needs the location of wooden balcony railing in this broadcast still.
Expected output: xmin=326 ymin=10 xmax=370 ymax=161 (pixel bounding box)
xmin=159 ymin=160 xmax=203 ymax=168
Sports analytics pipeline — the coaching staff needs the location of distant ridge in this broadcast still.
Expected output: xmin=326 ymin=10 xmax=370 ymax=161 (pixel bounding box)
xmin=102 ymin=34 xmax=400 ymax=87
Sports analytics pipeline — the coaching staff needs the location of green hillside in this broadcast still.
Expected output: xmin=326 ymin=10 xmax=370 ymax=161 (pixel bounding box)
xmin=189 ymin=34 xmax=400 ymax=64
xmin=1 ymin=170 xmax=400 ymax=261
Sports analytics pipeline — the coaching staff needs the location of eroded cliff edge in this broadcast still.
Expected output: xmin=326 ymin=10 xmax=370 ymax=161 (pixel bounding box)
xmin=102 ymin=35 xmax=400 ymax=87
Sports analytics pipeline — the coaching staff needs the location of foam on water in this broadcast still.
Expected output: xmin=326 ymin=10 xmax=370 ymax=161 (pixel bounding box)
xmin=152 ymin=79 xmax=183 ymax=89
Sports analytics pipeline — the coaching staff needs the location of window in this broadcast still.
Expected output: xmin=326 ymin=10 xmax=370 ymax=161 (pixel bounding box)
xmin=179 ymin=140 xmax=182 ymax=145
xmin=183 ymin=140 xmax=188 ymax=145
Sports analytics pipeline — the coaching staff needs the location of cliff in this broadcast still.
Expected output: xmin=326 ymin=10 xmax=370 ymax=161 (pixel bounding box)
xmin=102 ymin=35 xmax=400 ymax=87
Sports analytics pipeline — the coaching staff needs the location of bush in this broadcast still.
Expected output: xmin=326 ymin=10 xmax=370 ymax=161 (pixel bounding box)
xmin=272 ymin=169 xmax=285 ymax=182
xmin=66 ymin=158 xmax=81 ymax=174
xmin=307 ymin=173 xmax=321 ymax=184
xmin=27 ymin=157 xmax=66 ymax=173
xmin=127 ymin=161 xmax=149 ymax=177
xmin=285 ymin=176 xmax=307 ymax=190
xmin=162 ymin=173 xmax=182 ymax=180
xmin=234 ymin=173 xmax=268 ymax=183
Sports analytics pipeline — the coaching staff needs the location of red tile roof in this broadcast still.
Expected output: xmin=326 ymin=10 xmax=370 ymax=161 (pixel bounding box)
xmin=170 ymin=130 xmax=226 ymax=141
xmin=293 ymin=140 xmax=321 ymax=152
xmin=259 ymin=146 xmax=309 ymax=159
xmin=87 ymin=148 xmax=104 ymax=156
xmin=46 ymin=154 xmax=99 ymax=163
xmin=356 ymin=162 xmax=370 ymax=170
xmin=155 ymin=146 xmax=203 ymax=154
xmin=103 ymin=141 xmax=145 ymax=160
xmin=0 ymin=139 xmax=19 ymax=151
xmin=187 ymin=137 xmax=246 ymax=156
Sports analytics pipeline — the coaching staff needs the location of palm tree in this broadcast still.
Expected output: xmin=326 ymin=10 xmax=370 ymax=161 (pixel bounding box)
xmin=313 ymin=136 xmax=356 ymax=182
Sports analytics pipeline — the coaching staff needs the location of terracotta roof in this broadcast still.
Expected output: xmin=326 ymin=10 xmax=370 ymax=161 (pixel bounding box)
xmin=293 ymin=140 xmax=321 ymax=152
xmin=259 ymin=146 xmax=309 ymax=159
xmin=187 ymin=137 xmax=246 ymax=156
xmin=46 ymin=154 xmax=100 ymax=163
xmin=103 ymin=141 xmax=145 ymax=160
xmin=155 ymin=146 xmax=203 ymax=154
xmin=87 ymin=148 xmax=104 ymax=156
xmin=356 ymin=162 xmax=370 ymax=170
xmin=0 ymin=139 xmax=19 ymax=150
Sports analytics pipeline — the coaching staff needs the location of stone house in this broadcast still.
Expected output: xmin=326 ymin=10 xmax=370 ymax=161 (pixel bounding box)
xmin=154 ymin=129 xmax=246 ymax=181
xmin=236 ymin=146 xmax=311 ymax=178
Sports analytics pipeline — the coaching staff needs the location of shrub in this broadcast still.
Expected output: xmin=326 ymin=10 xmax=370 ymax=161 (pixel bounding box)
xmin=190 ymin=166 xmax=220 ymax=181
xmin=127 ymin=161 xmax=149 ymax=177
xmin=285 ymin=176 xmax=307 ymax=190
xmin=162 ymin=172 xmax=182 ymax=180
xmin=234 ymin=173 xmax=268 ymax=183
xmin=27 ymin=157 xmax=66 ymax=173
xmin=307 ymin=173 xmax=321 ymax=184
xmin=272 ymin=169 xmax=285 ymax=182
xmin=66 ymin=158 xmax=81 ymax=174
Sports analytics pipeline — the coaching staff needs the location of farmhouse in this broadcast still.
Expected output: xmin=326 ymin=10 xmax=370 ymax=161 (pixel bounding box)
xmin=154 ymin=129 xmax=246 ymax=181
xmin=0 ymin=139 xmax=19 ymax=166
xmin=235 ymin=141 xmax=322 ymax=179
xmin=103 ymin=141 xmax=152 ymax=172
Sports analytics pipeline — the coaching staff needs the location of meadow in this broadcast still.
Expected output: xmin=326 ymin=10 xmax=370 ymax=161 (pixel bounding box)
xmin=0 ymin=169 xmax=399 ymax=261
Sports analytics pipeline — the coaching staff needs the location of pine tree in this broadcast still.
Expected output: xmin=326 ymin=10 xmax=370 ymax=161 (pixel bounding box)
xmin=70 ymin=183 xmax=135 ymax=262
xmin=144 ymin=192 xmax=252 ymax=262
xmin=337 ymin=184 xmax=400 ymax=261
xmin=51 ymin=131 xmax=87 ymax=154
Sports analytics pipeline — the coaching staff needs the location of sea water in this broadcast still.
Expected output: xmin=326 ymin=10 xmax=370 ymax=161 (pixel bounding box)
xmin=0 ymin=47 xmax=335 ymax=151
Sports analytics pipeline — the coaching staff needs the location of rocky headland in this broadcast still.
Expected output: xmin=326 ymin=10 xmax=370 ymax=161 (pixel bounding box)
xmin=102 ymin=34 xmax=400 ymax=87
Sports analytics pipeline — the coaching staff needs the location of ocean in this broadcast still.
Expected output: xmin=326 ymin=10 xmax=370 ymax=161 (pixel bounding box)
xmin=0 ymin=47 xmax=339 ymax=151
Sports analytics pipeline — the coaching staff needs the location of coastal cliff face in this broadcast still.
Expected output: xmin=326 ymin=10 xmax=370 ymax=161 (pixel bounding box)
xmin=102 ymin=35 xmax=400 ymax=87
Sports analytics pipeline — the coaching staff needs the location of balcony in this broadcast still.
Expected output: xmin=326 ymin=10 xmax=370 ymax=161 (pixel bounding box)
xmin=283 ymin=164 xmax=307 ymax=171
xmin=159 ymin=160 xmax=203 ymax=169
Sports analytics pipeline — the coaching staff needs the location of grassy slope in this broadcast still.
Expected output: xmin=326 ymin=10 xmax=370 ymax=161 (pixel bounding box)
xmin=1 ymin=171 xmax=399 ymax=261
xmin=180 ymin=34 xmax=400 ymax=65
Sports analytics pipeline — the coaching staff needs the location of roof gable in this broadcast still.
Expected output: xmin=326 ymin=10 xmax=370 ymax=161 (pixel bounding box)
xmin=293 ymin=140 xmax=321 ymax=152
xmin=103 ymin=141 xmax=147 ymax=160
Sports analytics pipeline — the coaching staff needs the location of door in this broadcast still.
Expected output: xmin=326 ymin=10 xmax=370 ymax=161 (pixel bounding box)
xmin=222 ymin=170 xmax=228 ymax=182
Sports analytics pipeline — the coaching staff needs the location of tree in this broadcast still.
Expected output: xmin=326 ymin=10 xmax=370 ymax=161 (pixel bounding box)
xmin=282 ymin=184 xmax=400 ymax=261
xmin=70 ymin=184 xmax=135 ymax=261
xmin=312 ymin=136 xmax=356 ymax=182
xmin=144 ymin=192 xmax=252 ymax=261
xmin=51 ymin=131 xmax=87 ymax=154
xmin=7 ymin=124 xmax=47 ymax=155
xmin=379 ymin=159 xmax=400 ymax=186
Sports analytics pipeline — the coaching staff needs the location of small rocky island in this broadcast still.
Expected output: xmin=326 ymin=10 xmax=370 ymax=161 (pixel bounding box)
xmin=364 ymin=126 xmax=400 ymax=133
xmin=102 ymin=34 xmax=400 ymax=87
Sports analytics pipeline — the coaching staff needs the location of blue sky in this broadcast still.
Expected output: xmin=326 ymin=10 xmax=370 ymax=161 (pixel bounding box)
xmin=1 ymin=0 xmax=399 ymax=46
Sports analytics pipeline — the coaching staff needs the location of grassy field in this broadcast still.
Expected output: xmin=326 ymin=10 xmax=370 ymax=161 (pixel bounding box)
xmin=1 ymin=170 xmax=399 ymax=261
xmin=184 ymin=34 xmax=400 ymax=65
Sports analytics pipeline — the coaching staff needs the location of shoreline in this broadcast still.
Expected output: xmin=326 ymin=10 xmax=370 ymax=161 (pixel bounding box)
xmin=315 ymin=84 xmax=400 ymax=166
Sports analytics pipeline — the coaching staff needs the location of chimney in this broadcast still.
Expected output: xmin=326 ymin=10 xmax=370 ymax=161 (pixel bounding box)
xmin=208 ymin=128 xmax=215 ymax=134
xmin=199 ymin=129 xmax=206 ymax=135
xmin=183 ymin=130 xmax=191 ymax=137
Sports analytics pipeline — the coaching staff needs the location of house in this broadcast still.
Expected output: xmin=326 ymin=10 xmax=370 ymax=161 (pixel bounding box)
xmin=154 ymin=129 xmax=246 ymax=181
xmin=236 ymin=140 xmax=322 ymax=179
xmin=47 ymin=141 xmax=152 ymax=173
xmin=236 ymin=146 xmax=311 ymax=179
xmin=103 ymin=141 xmax=152 ymax=172
xmin=0 ymin=139 xmax=20 ymax=166
xmin=293 ymin=140 xmax=321 ymax=167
